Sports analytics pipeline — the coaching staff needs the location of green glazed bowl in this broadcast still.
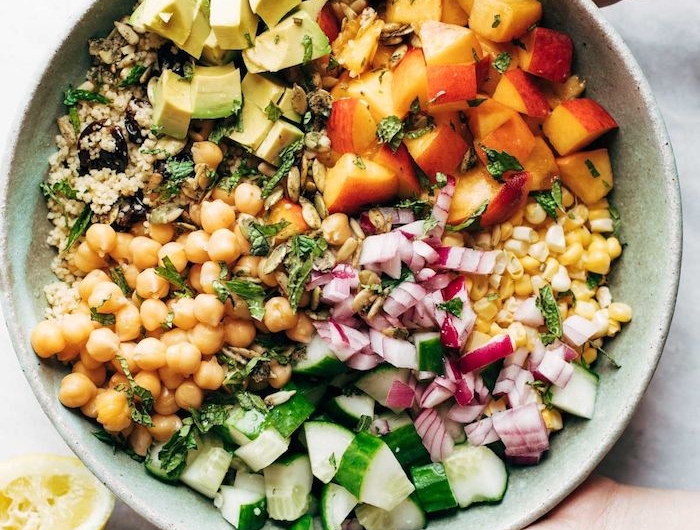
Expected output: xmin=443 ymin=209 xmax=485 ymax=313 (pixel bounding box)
xmin=0 ymin=0 xmax=681 ymax=528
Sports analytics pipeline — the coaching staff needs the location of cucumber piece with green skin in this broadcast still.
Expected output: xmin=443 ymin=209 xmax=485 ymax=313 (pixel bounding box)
xmin=442 ymin=444 xmax=508 ymax=508
xmin=355 ymin=366 xmax=411 ymax=411
xmin=267 ymin=387 xmax=316 ymax=438
xmin=263 ymin=454 xmax=314 ymax=521
xmin=144 ymin=441 xmax=179 ymax=484
xmin=290 ymin=514 xmax=315 ymax=530
xmin=549 ymin=363 xmax=599 ymax=419
xmin=320 ymin=483 xmax=358 ymax=530
xmin=304 ymin=421 xmax=355 ymax=483
xmin=234 ymin=472 xmax=265 ymax=493
xmin=355 ymin=496 xmax=426 ymax=530
xmin=410 ymin=462 xmax=458 ymax=513
xmin=294 ymin=334 xmax=347 ymax=377
xmin=235 ymin=428 xmax=290 ymax=472
xmin=335 ymin=432 xmax=415 ymax=511
xmin=326 ymin=393 xmax=375 ymax=427
xmin=225 ymin=405 xmax=268 ymax=446
xmin=215 ymin=475 xmax=267 ymax=530
xmin=377 ymin=412 xmax=430 ymax=469
xmin=414 ymin=332 xmax=445 ymax=375
xmin=180 ymin=445 xmax=233 ymax=498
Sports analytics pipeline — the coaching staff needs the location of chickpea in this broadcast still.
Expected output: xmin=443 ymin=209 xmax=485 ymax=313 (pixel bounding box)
xmin=232 ymin=256 xmax=261 ymax=278
xmin=130 ymin=221 xmax=147 ymax=237
xmin=140 ymin=298 xmax=169 ymax=332
xmin=112 ymin=342 xmax=139 ymax=375
xmin=115 ymin=304 xmax=141 ymax=342
xmin=185 ymin=230 xmax=211 ymax=264
xmin=136 ymin=268 xmax=170 ymax=300
xmin=166 ymin=342 xmax=202 ymax=376
xmin=257 ymin=258 xmax=279 ymax=287
xmin=148 ymin=414 xmax=183 ymax=442
xmin=79 ymin=347 xmax=103 ymax=370
xmin=80 ymin=389 xmax=104 ymax=418
xmin=88 ymin=281 xmax=128 ymax=314
xmin=74 ymin=241 xmax=108 ymax=273
xmin=234 ymin=183 xmax=264 ymax=216
xmin=170 ymin=297 xmax=198 ymax=330
xmin=254 ymin=319 xmax=271 ymax=335
xmin=154 ymin=386 xmax=180 ymax=415
xmin=263 ymin=297 xmax=299 ymax=333
xmin=174 ymin=379 xmax=204 ymax=409
xmin=59 ymin=373 xmax=97 ymax=408
xmin=268 ymin=360 xmax=292 ymax=389
xmin=86 ymin=328 xmax=120 ymax=363
xmin=110 ymin=232 xmax=135 ymax=262
xmin=225 ymin=298 xmax=252 ymax=321
xmin=191 ymin=141 xmax=224 ymax=170
xmin=158 ymin=365 xmax=186 ymax=390
xmin=208 ymin=228 xmax=241 ymax=263
xmin=130 ymin=236 xmax=162 ymax=270
xmin=148 ymin=223 xmax=175 ymax=245
xmin=201 ymin=200 xmax=236 ymax=234
xmin=321 ymin=213 xmax=352 ymax=246
xmin=234 ymin=225 xmax=251 ymax=256
xmin=56 ymin=343 xmax=81 ymax=363
xmin=72 ymin=360 xmax=107 ymax=387
xmin=194 ymin=294 xmax=225 ymax=327
xmin=31 ymin=319 xmax=66 ymax=358
xmin=223 ymin=317 xmax=257 ymax=348
xmin=128 ymin=425 xmax=153 ymax=458
xmin=134 ymin=371 xmax=162 ymax=399
xmin=161 ymin=328 xmax=189 ymax=346
xmin=285 ymin=313 xmax=315 ymax=344
xmin=85 ymin=223 xmax=117 ymax=258
xmin=189 ymin=264 xmax=204 ymax=293
xmin=189 ymin=203 xmax=203 ymax=227
xmin=96 ymin=389 xmax=132 ymax=432
xmin=188 ymin=323 xmax=225 ymax=355
xmin=199 ymin=261 xmax=222 ymax=294
xmin=122 ymin=264 xmax=140 ymax=290
xmin=133 ymin=337 xmax=167 ymax=371
xmin=193 ymin=358 xmax=225 ymax=391
xmin=108 ymin=373 xmax=130 ymax=389
xmin=78 ymin=270 xmax=112 ymax=302
xmin=74 ymin=302 xmax=94 ymax=318
xmin=145 ymin=328 xmax=164 ymax=340
xmin=211 ymin=186 xmax=236 ymax=206
xmin=158 ymin=242 xmax=188 ymax=273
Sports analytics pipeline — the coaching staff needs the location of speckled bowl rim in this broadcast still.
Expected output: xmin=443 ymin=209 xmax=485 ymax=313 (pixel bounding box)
xmin=0 ymin=1 xmax=682 ymax=529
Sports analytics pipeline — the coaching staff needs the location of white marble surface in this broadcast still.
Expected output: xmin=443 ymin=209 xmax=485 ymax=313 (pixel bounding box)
xmin=0 ymin=1 xmax=697 ymax=528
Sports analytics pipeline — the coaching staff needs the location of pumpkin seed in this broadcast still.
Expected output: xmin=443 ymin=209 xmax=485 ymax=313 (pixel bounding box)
xmin=264 ymin=187 xmax=284 ymax=211
xmin=264 ymin=244 xmax=288 ymax=274
xmin=350 ymin=218 xmax=365 ymax=240
xmin=389 ymin=45 xmax=408 ymax=69
xmin=300 ymin=197 xmax=322 ymax=229
xmin=311 ymin=159 xmax=326 ymax=193
xmin=286 ymin=166 xmax=301 ymax=203
xmin=336 ymin=237 xmax=358 ymax=263
xmin=291 ymin=84 xmax=308 ymax=114
xmin=265 ymin=390 xmax=297 ymax=407
xmin=275 ymin=272 xmax=290 ymax=295
xmin=359 ymin=270 xmax=380 ymax=287
xmin=149 ymin=203 xmax=184 ymax=225
xmin=314 ymin=193 xmax=329 ymax=219
xmin=237 ymin=213 xmax=256 ymax=240
xmin=380 ymin=23 xmax=413 ymax=42
xmin=308 ymin=310 xmax=331 ymax=321
xmin=304 ymin=132 xmax=332 ymax=153
xmin=314 ymin=249 xmax=336 ymax=272
xmin=367 ymin=295 xmax=386 ymax=320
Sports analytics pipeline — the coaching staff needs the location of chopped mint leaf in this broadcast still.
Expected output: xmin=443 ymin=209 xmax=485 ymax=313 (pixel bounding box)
xmin=157 ymin=418 xmax=198 ymax=480
xmin=481 ymin=145 xmax=523 ymax=181
xmin=355 ymin=415 xmax=373 ymax=433
xmin=493 ymin=52 xmax=511 ymax=74
xmin=265 ymin=102 xmax=283 ymax=122
xmin=116 ymin=355 xmax=154 ymax=427
xmin=262 ymin=138 xmax=304 ymax=197
xmin=608 ymin=201 xmax=624 ymax=242
xmin=182 ymin=60 xmax=195 ymax=81
xmin=536 ymin=285 xmax=562 ymax=344
xmin=118 ymin=64 xmax=147 ymax=87
xmin=159 ymin=158 xmax=195 ymax=200
xmin=155 ymin=256 xmax=194 ymax=297
xmin=532 ymin=181 xmax=563 ymax=220
xmin=394 ymin=197 xmax=433 ymax=219
xmin=209 ymin=98 xmax=243 ymax=143
xmin=586 ymin=272 xmax=604 ymax=290
xmin=512 ymin=38 xmax=527 ymax=50
xmin=237 ymin=391 xmax=269 ymax=414
xmin=248 ymin=221 xmax=290 ymax=257
xmin=437 ymin=298 xmax=464 ymax=318
xmin=64 ymin=205 xmax=92 ymax=251
xmin=435 ymin=172 xmax=448 ymax=188
xmin=244 ymin=33 xmax=254 ymax=48
xmin=328 ymin=55 xmax=340 ymax=70
xmin=492 ymin=14 xmax=502 ymax=28
xmin=285 ymin=235 xmax=328 ymax=310
xmin=595 ymin=345 xmax=622 ymax=369
xmin=40 ymin=180 xmax=78 ymax=203
xmin=213 ymin=279 xmax=267 ymax=321
xmin=190 ymin=403 xmax=232 ymax=434
xmin=422 ymin=214 xmax=439 ymax=235
xmin=447 ymin=201 xmax=488 ymax=232
xmin=109 ymin=266 xmax=132 ymax=297
xmin=380 ymin=265 xmax=414 ymax=292
xmin=90 ymin=307 xmax=116 ymax=327
xmin=376 ymin=116 xmax=405 ymax=152
xmin=302 ymin=34 xmax=313 ymax=64
xmin=585 ymin=159 xmax=601 ymax=177
xmin=162 ymin=309 xmax=175 ymax=330
xmin=63 ymin=86 xmax=109 ymax=107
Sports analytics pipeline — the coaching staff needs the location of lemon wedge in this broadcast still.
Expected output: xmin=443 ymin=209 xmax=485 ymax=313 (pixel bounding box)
xmin=0 ymin=454 xmax=115 ymax=530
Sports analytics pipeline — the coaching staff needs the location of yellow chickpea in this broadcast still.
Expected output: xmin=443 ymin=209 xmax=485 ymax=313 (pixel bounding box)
xmin=80 ymin=389 xmax=104 ymax=418
xmin=86 ymin=327 xmax=120 ymax=363
xmin=321 ymin=213 xmax=352 ymax=246
xmin=188 ymin=203 xmax=202 ymax=227
xmin=188 ymin=323 xmax=225 ymax=355
xmin=109 ymin=232 xmax=134 ymax=262
xmin=175 ymin=380 xmax=204 ymax=409
xmin=201 ymin=200 xmax=236 ymax=234
xmin=140 ymin=298 xmax=169 ymax=332
xmin=193 ymin=358 xmax=225 ymax=391
xmin=130 ymin=221 xmax=147 ymax=238
xmin=148 ymin=414 xmax=184 ymax=442
xmin=128 ymin=425 xmax=153 ymax=458
xmin=158 ymin=365 xmax=186 ymax=390
xmin=168 ymin=297 xmax=197 ymax=331
xmin=191 ymin=141 xmax=224 ymax=170
xmin=268 ymin=360 xmax=292 ymax=389
xmin=185 ymin=230 xmax=211 ymax=264
xmin=257 ymin=259 xmax=279 ymax=287
xmin=88 ymin=281 xmax=128 ymax=314
xmin=130 ymin=236 xmax=162 ymax=270
xmin=189 ymin=264 xmax=204 ymax=293
xmin=72 ymin=360 xmax=107 ymax=387
xmin=31 ymin=319 xmax=66 ymax=358
xmin=96 ymin=389 xmax=132 ymax=432
xmin=199 ymin=261 xmax=222 ymax=294
xmin=212 ymin=186 xmax=236 ymax=206
xmin=234 ymin=183 xmax=264 ymax=216
xmin=78 ymin=270 xmax=112 ymax=302
xmin=56 ymin=343 xmax=81 ymax=363
xmin=193 ymin=294 xmax=225 ymax=327
xmin=223 ymin=317 xmax=256 ymax=348
xmin=134 ymin=371 xmax=162 ymax=399
xmin=78 ymin=347 xmax=103 ymax=370
xmin=166 ymin=342 xmax=202 ymax=376
xmin=115 ymin=304 xmax=141 ymax=342
xmin=234 ymin=225 xmax=251 ymax=256
xmin=161 ymin=328 xmax=189 ymax=346
xmin=154 ymin=386 xmax=180 ymax=415
xmin=59 ymin=373 xmax=97 ymax=408
xmin=285 ymin=313 xmax=315 ymax=344
xmin=263 ymin=297 xmax=299 ymax=333
xmin=148 ymin=223 xmax=175 ymax=245
xmin=136 ymin=268 xmax=170 ymax=299
xmin=122 ymin=263 xmax=140 ymax=290
xmin=158 ymin=242 xmax=188 ymax=273
xmin=232 ymin=256 xmax=261 ymax=278
xmin=85 ymin=224 xmax=117 ymax=258
xmin=74 ymin=241 xmax=108 ymax=273
xmin=208 ymin=228 xmax=241 ymax=263
xmin=112 ymin=341 xmax=139 ymax=375
xmin=133 ymin=337 xmax=167 ymax=371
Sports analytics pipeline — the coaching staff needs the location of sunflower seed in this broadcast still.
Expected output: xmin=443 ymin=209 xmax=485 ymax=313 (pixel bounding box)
xmin=305 ymin=181 xmax=318 ymax=193
xmin=264 ymin=390 xmax=297 ymax=407
xmin=381 ymin=23 xmax=413 ymax=41
xmin=149 ymin=204 xmax=184 ymax=225
xmin=352 ymin=289 xmax=376 ymax=313
xmin=222 ymin=346 xmax=260 ymax=359
xmin=308 ymin=310 xmax=330 ymax=321
xmin=291 ymin=84 xmax=308 ymax=114
xmin=258 ymin=162 xmax=277 ymax=177
xmin=264 ymin=187 xmax=284 ymax=211
xmin=301 ymin=197 xmax=322 ymax=229
xmin=314 ymin=193 xmax=329 ymax=219
xmin=367 ymin=295 xmax=386 ymax=320
xmin=311 ymin=160 xmax=326 ymax=193
xmin=305 ymin=131 xmax=332 ymax=153
xmin=336 ymin=237 xmax=358 ymax=263
xmin=350 ymin=218 xmax=365 ymax=240
xmin=340 ymin=2 xmax=357 ymax=20
xmin=264 ymin=244 xmax=288 ymax=274
xmin=286 ymin=166 xmax=301 ymax=203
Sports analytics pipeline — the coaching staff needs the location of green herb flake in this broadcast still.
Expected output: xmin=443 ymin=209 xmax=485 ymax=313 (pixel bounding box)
xmin=90 ymin=307 xmax=116 ymax=326
xmin=536 ymin=285 xmax=562 ymax=345
xmin=109 ymin=266 xmax=132 ymax=297
xmin=376 ymin=116 xmax=405 ymax=152
xmin=155 ymin=256 xmax=194 ymax=297
xmin=422 ymin=214 xmax=439 ymax=236
xmin=608 ymin=201 xmax=624 ymax=242
xmin=595 ymin=345 xmax=622 ymax=369
xmin=532 ymin=181 xmax=564 ymax=220
xmin=435 ymin=172 xmax=448 ymax=189
xmin=492 ymin=14 xmax=502 ymax=28
xmin=244 ymin=32 xmax=254 ymax=48
xmin=182 ymin=60 xmax=195 ymax=82
xmin=214 ymin=279 xmax=267 ymax=321
xmin=262 ymin=138 xmax=304 ymax=197
xmin=118 ymin=64 xmax=147 ymax=88
xmin=437 ymin=298 xmax=464 ymax=318
xmin=467 ymin=98 xmax=487 ymax=108
xmin=64 ymin=205 xmax=93 ymax=251
xmin=353 ymin=156 xmax=366 ymax=169
xmin=209 ymin=98 xmax=244 ymax=143
xmin=285 ymin=235 xmax=328 ymax=310
xmin=586 ymin=272 xmax=604 ymax=290
xmin=40 ymin=180 xmax=78 ymax=203
xmin=265 ymin=102 xmax=283 ymax=122
xmin=190 ymin=403 xmax=232 ymax=434
xmin=512 ymin=38 xmax=527 ymax=50
xmin=355 ymin=415 xmax=373 ymax=433
xmin=237 ymin=391 xmax=269 ymax=414
xmin=447 ymin=201 xmax=488 ymax=232
xmin=92 ymin=429 xmax=145 ymax=462
xmin=156 ymin=418 xmax=198 ymax=479
xmin=493 ymin=52 xmax=512 ymax=74
xmin=159 ymin=158 xmax=195 ymax=200
xmin=328 ymin=55 xmax=340 ymax=70
xmin=162 ymin=309 xmax=175 ymax=330
xmin=63 ymin=87 xmax=109 ymax=107
xmin=116 ymin=355 xmax=154 ymax=427
xmin=302 ymin=34 xmax=314 ymax=64
xmin=585 ymin=159 xmax=601 ymax=177
xmin=481 ymin=145 xmax=523 ymax=181
xmin=394 ymin=197 xmax=433 ymax=219
xmin=248 ymin=221 xmax=290 ymax=257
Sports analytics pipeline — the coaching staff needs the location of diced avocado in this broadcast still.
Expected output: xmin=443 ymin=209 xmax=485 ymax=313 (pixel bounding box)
xmin=191 ymin=64 xmax=242 ymax=119
xmin=130 ymin=0 xmax=196 ymax=47
xmin=256 ymin=121 xmax=304 ymax=166
xmin=179 ymin=0 xmax=211 ymax=58
xmin=228 ymin=101 xmax=274 ymax=151
xmin=201 ymin=30 xmax=238 ymax=65
xmin=242 ymin=10 xmax=331 ymax=73
xmin=152 ymin=70 xmax=193 ymax=140
xmin=298 ymin=0 xmax=328 ymax=20
xmin=249 ymin=0 xmax=301 ymax=28
xmin=277 ymin=88 xmax=302 ymax=123
xmin=241 ymin=73 xmax=286 ymax=111
xmin=210 ymin=0 xmax=259 ymax=51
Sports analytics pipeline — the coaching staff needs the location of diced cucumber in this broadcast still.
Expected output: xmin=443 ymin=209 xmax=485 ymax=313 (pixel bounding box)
xmin=235 ymin=428 xmax=290 ymax=472
xmin=549 ymin=363 xmax=599 ymax=419
xmin=414 ymin=332 xmax=445 ymax=375
xmin=330 ymin=372 xmax=360 ymax=388
xmin=304 ymin=421 xmax=354 ymax=483
xmin=233 ymin=472 xmax=265 ymax=494
xmin=295 ymin=335 xmax=347 ymax=376
xmin=410 ymin=463 xmax=458 ymax=513
xmin=355 ymin=366 xmax=411 ymax=411
xmin=326 ymin=393 xmax=375 ymax=427
xmin=267 ymin=386 xmax=316 ymax=438
xmin=290 ymin=514 xmax=315 ymax=530
xmin=320 ymin=483 xmax=358 ymax=530
xmin=180 ymin=445 xmax=233 ymax=498
xmin=215 ymin=480 xmax=267 ymax=530
xmin=442 ymin=445 xmax=508 ymax=508
xmin=225 ymin=405 xmax=268 ymax=446
xmin=263 ymin=454 xmax=314 ymax=521
xmin=355 ymin=496 xmax=426 ymax=530
xmin=335 ymin=432 xmax=415 ymax=511
xmin=144 ymin=441 xmax=180 ymax=483
xmin=377 ymin=413 xmax=430 ymax=469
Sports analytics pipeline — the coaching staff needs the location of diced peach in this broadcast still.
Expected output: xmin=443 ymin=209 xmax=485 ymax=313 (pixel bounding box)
xmin=317 ymin=3 xmax=340 ymax=43
xmin=372 ymin=143 xmax=422 ymax=198
xmin=469 ymin=0 xmax=542 ymax=43
xmin=476 ymin=37 xmax=520 ymax=94
xmin=518 ymin=27 xmax=573 ymax=83
xmin=324 ymin=153 xmax=399 ymax=214
xmin=392 ymin=47 xmax=429 ymax=117
xmin=332 ymin=15 xmax=384 ymax=78
xmin=332 ymin=70 xmax=399 ymax=123
xmin=269 ymin=199 xmax=309 ymax=240
xmin=433 ymin=111 xmax=473 ymax=143
xmin=466 ymin=97 xmax=517 ymax=139
xmin=557 ymin=149 xmax=614 ymax=205
xmin=442 ymin=1 xmax=470 ymax=25
xmin=543 ymin=98 xmax=618 ymax=155
xmin=327 ymin=98 xmax=378 ymax=156
xmin=386 ymin=0 xmax=442 ymax=24
xmin=492 ymin=68 xmax=550 ymax=118
xmin=480 ymin=170 xmax=532 ymax=226
xmin=419 ymin=22 xmax=483 ymax=66
xmin=477 ymin=113 xmax=536 ymax=164
xmin=448 ymin=165 xmax=501 ymax=224
xmin=523 ymin=137 xmax=559 ymax=191
xmin=404 ymin=123 xmax=470 ymax=181
xmin=427 ymin=63 xmax=478 ymax=112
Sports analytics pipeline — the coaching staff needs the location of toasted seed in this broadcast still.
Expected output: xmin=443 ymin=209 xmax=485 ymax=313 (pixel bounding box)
xmin=314 ymin=193 xmax=329 ymax=219
xmin=301 ymin=197 xmax=322 ymax=229
xmin=389 ymin=45 xmax=408 ymax=69
xmin=305 ymin=132 xmax=332 ymax=153
xmin=149 ymin=204 xmax=184 ymax=225
xmin=381 ymin=23 xmax=413 ymax=41
xmin=491 ymin=224 xmax=502 ymax=247
xmin=222 ymin=346 xmax=260 ymax=360
xmin=264 ymin=188 xmax=284 ymax=211
xmin=57 ymin=116 xmax=77 ymax=145
xmin=314 ymin=249 xmax=336 ymax=272
xmin=308 ymin=310 xmax=331 ymax=321
xmin=367 ymin=295 xmax=385 ymax=320
xmin=311 ymin=160 xmax=326 ymax=193
xmin=286 ymin=166 xmax=301 ymax=203
xmin=264 ymin=390 xmax=297 ymax=407
xmin=275 ymin=272 xmax=290 ymax=295
xmin=352 ymin=289 xmax=376 ymax=313
xmin=291 ymin=84 xmax=308 ymax=114
xmin=264 ymin=244 xmax=288 ymax=274
xmin=359 ymin=270 xmax=380 ymax=287
xmin=311 ymin=286 xmax=321 ymax=310
xmin=305 ymin=181 xmax=318 ymax=193
xmin=340 ymin=2 xmax=357 ymax=20
xmin=236 ymin=214 xmax=256 ymax=240
xmin=258 ymin=162 xmax=277 ymax=177
xmin=350 ymin=218 xmax=365 ymax=240
xmin=336 ymin=237 xmax=358 ymax=263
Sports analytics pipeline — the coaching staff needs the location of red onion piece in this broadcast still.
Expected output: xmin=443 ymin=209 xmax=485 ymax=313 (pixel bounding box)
xmin=371 ymin=418 xmax=391 ymax=436
xmin=457 ymin=334 xmax=515 ymax=373
xmin=384 ymin=282 xmax=427 ymax=318
xmin=419 ymin=378 xmax=455 ymax=409
xmin=491 ymin=403 xmax=549 ymax=462
xmin=385 ymin=380 xmax=416 ymax=410
xmin=513 ymin=296 xmax=545 ymax=327
xmin=421 ymin=272 xmax=453 ymax=291
xmin=447 ymin=402 xmax=486 ymax=424
xmin=465 ymin=417 xmax=500 ymax=446
xmin=314 ymin=320 xmax=370 ymax=362
xmin=453 ymin=378 xmax=475 ymax=406
xmin=306 ymin=271 xmax=334 ymax=290
xmin=414 ymin=408 xmax=454 ymax=463
xmin=504 ymin=347 xmax=530 ymax=368
xmin=423 ymin=175 xmax=456 ymax=244
xmin=397 ymin=220 xmax=425 ymax=240
xmin=493 ymin=364 xmax=537 ymax=408
xmin=562 ymin=315 xmax=599 ymax=346
xmin=435 ymin=247 xmax=504 ymax=275
xmin=438 ymin=277 xmax=476 ymax=351
xmin=345 ymin=352 xmax=382 ymax=371
xmin=369 ymin=329 xmax=419 ymax=369
xmin=532 ymin=349 xmax=574 ymax=388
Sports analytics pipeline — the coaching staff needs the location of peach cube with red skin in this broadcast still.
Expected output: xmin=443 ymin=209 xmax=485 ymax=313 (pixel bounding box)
xmin=543 ymin=98 xmax=618 ymax=155
xmin=523 ymin=137 xmax=559 ymax=191
xmin=477 ymin=113 xmax=536 ymax=165
xmin=518 ymin=27 xmax=573 ymax=83
xmin=492 ymin=68 xmax=550 ymax=118
xmin=326 ymin=98 xmax=378 ymax=156
xmin=480 ymin=170 xmax=532 ymax=227
xmin=372 ymin=144 xmax=422 ymax=199
xmin=557 ymin=148 xmax=614 ymax=205
xmin=392 ymin=47 xmax=429 ymax=116
xmin=448 ymin=165 xmax=501 ymax=224
xmin=427 ymin=63 xmax=478 ymax=112
xmin=419 ymin=21 xmax=483 ymax=66
xmin=469 ymin=0 xmax=542 ymax=43
xmin=404 ymin=123 xmax=470 ymax=182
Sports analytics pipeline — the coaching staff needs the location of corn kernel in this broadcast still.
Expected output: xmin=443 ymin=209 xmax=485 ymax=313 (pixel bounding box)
xmin=551 ymin=265 xmax=572 ymax=293
xmin=542 ymin=257 xmax=559 ymax=281
xmin=589 ymin=233 xmax=607 ymax=248
xmin=489 ymin=322 xmax=505 ymax=336
xmin=466 ymin=330 xmax=492 ymax=351
xmin=607 ymin=237 xmax=623 ymax=259
xmin=596 ymin=286 xmax=612 ymax=308
xmin=499 ymin=276 xmax=515 ymax=300
xmin=513 ymin=226 xmax=538 ymax=243
xmin=528 ymin=241 xmax=550 ymax=262
xmin=470 ymin=276 xmax=489 ymax=300
xmin=563 ymin=212 xmax=586 ymax=232
xmin=592 ymin=309 xmax=610 ymax=338
xmin=545 ymin=225 xmax=566 ymax=253
xmin=484 ymin=398 xmax=507 ymax=417
xmin=568 ymin=267 xmax=587 ymax=281
xmin=588 ymin=209 xmax=611 ymax=221
xmin=504 ymin=238 xmax=529 ymax=258
xmin=571 ymin=280 xmax=594 ymax=301
xmin=489 ymin=274 xmax=503 ymax=290
xmin=577 ymin=226 xmax=592 ymax=247
xmin=508 ymin=210 xmax=524 ymax=226
xmin=496 ymin=309 xmax=513 ymax=325
xmin=490 ymin=225 xmax=503 ymax=247
xmin=474 ymin=299 xmax=498 ymax=321
xmin=525 ymin=202 xmax=547 ymax=225
xmin=475 ymin=317 xmax=491 ymax=334
xmin=520 ymin=256 xmax=541 ymax=275
xmin=559 ymin=243 xmax=584 ymax=266
xmin=608 ymin=302 xmax=632 ymax=323
xmin=531 ymin=275 xmax=547 ymax=293
xmin=608 ymin=319 xmax=622 ymax=336
xmin=506 ymin=254 xmax=524 ymax=280
xmin=590 ymin=218 xmax=614 ymax=233
xmin=557 ymin=301 xmax=568 ymax=320
xmin=583 ymin=346 xmax=598 ymax=365
xmin=443 ymin=232 xmax=466 ymax=247
xmin=565 ymin=230 xmax=583 ymax=247
xmin=514 ymin=274 xmax=533 ymax=297
xmin=561 ymin=187 xmax=575 ymax=208
xmin=542 ymin=409 xmax=563 ymax=431
xmin=574 ymin=300 xmax=597 ymax=320
xmin=583 ymin=250 xmax=611 ymax=275
xmin=500 ymin=222 xmax=514 ymax=241
xmin=508 ymin=321 xmax=528 ymax=348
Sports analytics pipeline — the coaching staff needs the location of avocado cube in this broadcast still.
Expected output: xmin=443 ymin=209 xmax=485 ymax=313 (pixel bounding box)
xmin=191 ymin=64 xmax=242 ymax=119
xmin=241 ymin=73 xmax=286 ymax=111
xmin=298 ymin=0 xmax=328 ymax=20
xmin=179 ymin=0 xmax=210 ymax=59
xmin=242 ymin=10 xmax=331 ymax=73
xmin=152 ymin=70 xmax=193 ymax=140
xmin=130 ymin=0 xmax=196 ymax=47
xmin=228 ymin=102 xmax=274 ymax=151
xmin=210 ymin=0 xmax=259 ymax=51
xmin=277 ymin=88 xmax=302 ymax=123
xmin=201 ymin=30 xmax=238 ymax=65
xmin=249 ymin=0 xmax=301 ymax=28
xmin=256 ymin=121 xmax=304 ymax=166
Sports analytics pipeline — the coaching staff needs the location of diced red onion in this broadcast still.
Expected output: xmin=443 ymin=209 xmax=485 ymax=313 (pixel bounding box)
xmin=491 ymin=403 xmax=549 ymax=462
xmin=414 ymin=408 xmax=454 ymax=463
xmin=331 ymin=296 xmax=356 ymax=322
xmin=438 ymin=277 xmax=476 ymax=351
xmin=531 ymin=349 xmax=574 ymax=388
xmin=465 ymin=417 xmax=500 ymax=446
xmin=504 ymin=347 xmax=530 ymax=368
xmin=413 ymin=240 xmax=439 ymax=264
xmin=384 ymin=282 xmax=427 ymax=318
xmin=513 ymin=297 xmax=545 ymax=327
xmin=306 ymin=271 xmax=334 ymax=290
xmin=322 ymin=277 xmax=354 ymax=304
xmin=435 ymin=247 xmax=504 ymax=275
xmin=419 ymin=377 xmax=456 ymax=409
xmin=562 ymin=315 xmax=599 ymax=347
xmin=423 ymin=176 xmax=456 ymax=244
xmin=457 ymin=334 xmax=515 ymax=373
xmin=345 ymin=352 xmax=382 ymax=371
xmin=385 ymin=380 xmax=416 ymax=410
xmin=493 ymin=364 xmax=537 ymax=408
xmin=415 ymin=268 xmax=437 ymax=283
xmin=397 ymin=220 xmax=425 ymax=240
xmin=453 ymin=378 xmax=475 ymax=406
xmin=447 ymin=402 xmax=486 ymax=424
xmin=371 ymin=418 xmax=391 ymax=436
xmin=314 ymin=320 xmax=370 ymax=362
xmin=370 ymin=329 xmax=418 ymax=369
